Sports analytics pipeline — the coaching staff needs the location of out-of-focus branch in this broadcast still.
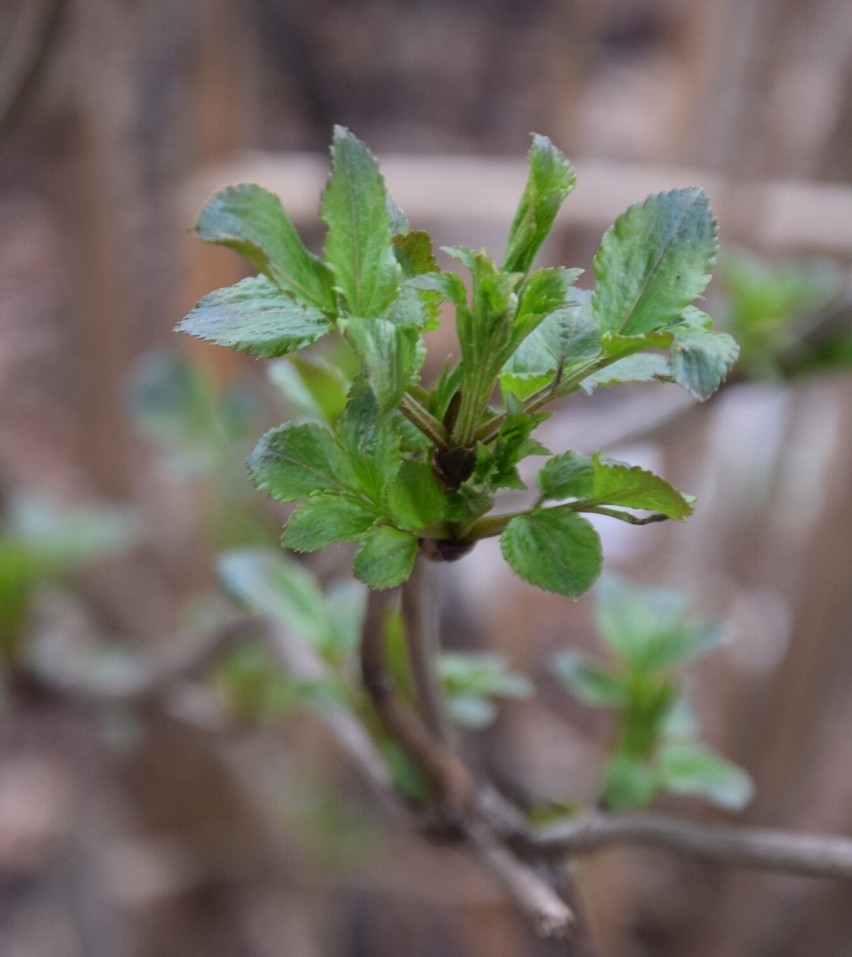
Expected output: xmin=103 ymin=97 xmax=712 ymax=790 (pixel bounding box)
xmin=401 ymin=557 xmax=454 ymax=746
xmin=359 ymin=587 xmax=475 ymax=813
xmin=464 ymin=818 xmax=574 ymax=938
xmin=533 ymin=812 xmax=852 ymax=880
xmin=30 ymin=608 xmax=852 ymax=938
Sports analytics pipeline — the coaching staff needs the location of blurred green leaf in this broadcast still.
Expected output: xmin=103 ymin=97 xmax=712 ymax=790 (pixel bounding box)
xmin=595 ymin=573 xmax=726 ymax=671
xmin=268 ymin=353 xmax=350 ymax=426
xmin=657 ymin=742 xmax=753 ymax=810
xmin=218 ymin=548 xmax=363 ymax=657
xmin=501 ymin=289 xmax=600 ymax=399
xmin=604 ymin=753 xmax=660 ymax=811
xmin=552 ymin=651 xmax=627 ymax=707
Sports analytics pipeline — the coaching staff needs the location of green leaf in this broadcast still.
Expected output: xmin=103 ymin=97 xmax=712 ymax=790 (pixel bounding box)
xmin=353 ymin=526 xmax=418 ymax=589
xmin=513 ymin=267 xmax=583 ymax=341
xmin=195 ymin=184 xmax=335 ymax=309
xmin=581 ymin=352 xmax=670 ymax=392
xmin=657 ymin=742 xmax=753 ymax=810
xmin=585 ymin=453 xmax=692 ymax=519
xmin=503 ymin=134 xmax=576 ymax=274
xmin=340 ymin=317 xmax=422 ymax=412
xmin=177 ymin=276 xmax=332 ymax=358
xmin=553 ymin=651 xmax=628 ymax=707
xmin=595 ymin=574 xmax=726 ymax=671
xmin=501 ymin=289 xmax=601 ymax=399
xmin=669 ymin=308 xmax=740 ymax=400
xmin=592 ymin=189 xmax=717 ymax=337
xmin=500 ymin=508 xmax=602 ymax=599
xmin=386 ymin=459 xmax=446 ymax=530
xmin=537 ymin=450 xmax=594 ymax=501
xmin=335 ymin=388 xmax=401 ymax=504
xmin=322 ymin=126 xmax=401 ymax=317
xmin=283 ymin=494 xmax=378 ymax=551
xmin=438 ymin=651 xmax=533 ymax=699
xmin=604 ymin=753 xmax=660 ymax=810
xmin=248 ymin=423 xmax=340 ymax=502
xmin=393 ymin=231 xmax=438 ymax=276
xmin=218 ymin=548 xmax=343 ymax=654
xmin=268 ymin=353 xmax=350 ymax=425
xmin=537 ymin=451 xmax=691 ymax=519
xmin=482 ymin=402 xmax=550 ymax=490
xmin=449 ymin=248 xmax=518 ymax=383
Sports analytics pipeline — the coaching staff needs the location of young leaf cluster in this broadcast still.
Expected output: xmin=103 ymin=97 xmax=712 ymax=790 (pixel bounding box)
xmin=178 ymin=128 xmax=738 ymax=598
xmin=218 ymin=546 xmax=531 ymax=732
xmin=553 ymin=574 xmax=753 ymax=811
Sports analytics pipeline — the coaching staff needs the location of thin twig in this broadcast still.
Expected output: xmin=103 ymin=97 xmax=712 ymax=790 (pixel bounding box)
xmin=263 ymin=619 xmax=406 ymax=818
xmin=533 ymin=812 xmax=852 ymax=880
xmin=359 ymin=588 xmax=476 ymax=812
xmin=464 ymin=819 xmax=575 ymax=938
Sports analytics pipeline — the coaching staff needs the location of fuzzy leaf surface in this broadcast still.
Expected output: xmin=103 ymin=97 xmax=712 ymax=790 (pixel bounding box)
xmin=501 ymin=289 xmax=600 ymax=399
xmin=386 ymin=460 xmax=446 ymax=530
xmin=500 ymin=508 xmax=602 ymax=599
xmin=581 ymin=353 xmax=671 ymax=393
xmin=590 ymin=454 xmax=692 ymax=518
xmin=539 ymin=452 xmax=692 ymax=519
xmin=503 ymin=134 xmax=576 ymax=274
xmin=592 ymin=189 xmax=717 ymax=337
xmin=334 ymin=389 xmax=401 ymax=505
xmin=340 ymin=317 xmax=422 ymax=412
xmin=669 ymin=308 xmax=740 ymax=399
xmin=177 ymin=276 xmax=331 ymax=358
xmin=195 ymin=185 xmax=335 ymax=309
xmin=248 ymin=423 xmax=339 ymax=502
xmin=283 ymin=494 xmax=378 ymax=551
xmin=322 ymin=127 xmax=401 ymax=317
xmin=353 ymin=526 xmax=418 ymax=589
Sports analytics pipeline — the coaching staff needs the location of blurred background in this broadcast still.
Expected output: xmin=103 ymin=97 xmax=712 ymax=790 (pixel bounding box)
xmin=2 ymin=0 xmax=852 ymax=954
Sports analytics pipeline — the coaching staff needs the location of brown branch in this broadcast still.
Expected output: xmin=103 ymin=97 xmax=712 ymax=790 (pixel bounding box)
xmin=359 ymin=588 xmax=476 ymax=813
xmin=401 ymin=557 xmax=454 ymax=745
xmin=463 ymin=819 xmax=574 ymax=938
xmin=532 ymin=812 xmax=852 ymax=880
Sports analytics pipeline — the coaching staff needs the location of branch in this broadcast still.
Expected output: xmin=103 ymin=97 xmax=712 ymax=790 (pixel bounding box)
xmin=532 ymin=812 xmax=852 ymax=880
xmin=359 ymin=588 xmax=476 ymax=813
xmin=464 ymin=819 xmax=574 ymax=938
xmin=401 ymin=557 xmax=454 ymax=745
